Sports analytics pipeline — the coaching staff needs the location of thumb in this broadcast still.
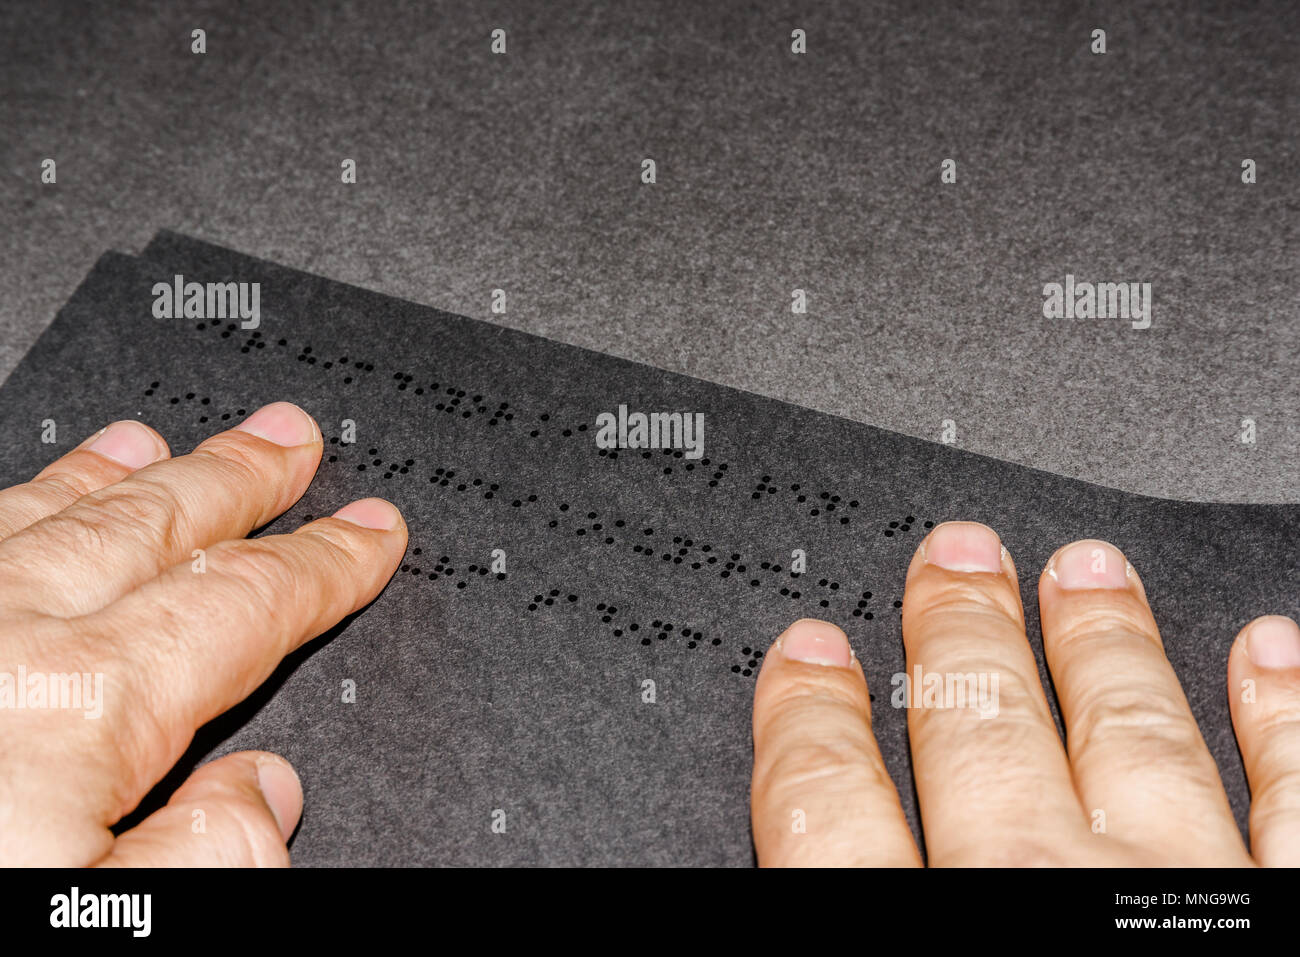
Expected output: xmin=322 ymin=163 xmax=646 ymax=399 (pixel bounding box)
xmin=97 ymin=751 xmax=302 ymax=867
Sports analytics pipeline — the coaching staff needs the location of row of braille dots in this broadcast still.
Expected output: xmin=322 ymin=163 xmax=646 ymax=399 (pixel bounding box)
xmin=398 ymin=546 xmax=505 ymax=588
xmin=193 ymin=320 xmax=511 ymax=419
xmin=143 ymin=382 xmax=248 ymax=425
xmin=599 ymin=602 xmax=765 ymax=678
xmin=525 ymin=591 xmax=764 ymax=675
xmin=546 ymin=502 xmax=897 ymax=616
xmin=753 ymin=474 xmax=933 ymax=538
xmin=561 ymin=422 xmax=734 ymax=489
xmin=752 ymin=475 xmax=859 ymax=525
xmin=190 ymin=321 xmax=736 ymax=487
xmin=324 ymin=438 xmax=546 ymax=509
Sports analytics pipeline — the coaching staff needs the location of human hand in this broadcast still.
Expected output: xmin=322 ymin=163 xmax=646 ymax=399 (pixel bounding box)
xmin=0 ymin=402 xmax=406 ymax=866
xmin=750 ymin=521 xmax=1298 ymax=866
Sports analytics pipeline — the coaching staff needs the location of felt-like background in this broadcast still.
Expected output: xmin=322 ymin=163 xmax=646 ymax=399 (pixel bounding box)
xmin=0 ymin=232 xmax=1293 ymax=864
xmin=2 ymin=0 xmax=1296 ymax=503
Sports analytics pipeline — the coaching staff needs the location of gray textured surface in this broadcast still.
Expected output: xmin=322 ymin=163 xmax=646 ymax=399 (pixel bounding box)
xmin=1 ymin=233 xmax=1294 ymax=864
xmin=1 ymin=0 xmax=1297 ymax=502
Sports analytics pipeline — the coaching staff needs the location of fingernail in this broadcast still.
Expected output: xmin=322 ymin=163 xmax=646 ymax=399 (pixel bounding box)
xmin=1047 ymin=540 xmax=1130 ymax=590
xmin=235 ymin=402 xmax=318 ymax=447
xmin=1246 ymin=616 xmax=1300 ymax=669
xmin=332 ymin=497 xmax=402 ymax=530
xmin=86 ymin=420 xmax=166 ymax=469
xmin=257 ymin=758 xmax=303 ymax=843
xmin=923 ymin=521 xmax=1004 ymax=573
xmin=779 ymin=619 xmax=853 ymax=667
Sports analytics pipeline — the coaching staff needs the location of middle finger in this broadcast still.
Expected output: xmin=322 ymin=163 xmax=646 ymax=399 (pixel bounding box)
xmin=901 ymin=521 xmax=1086 ymax=864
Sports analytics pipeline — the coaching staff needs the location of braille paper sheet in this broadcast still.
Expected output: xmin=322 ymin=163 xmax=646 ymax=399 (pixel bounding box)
xmin=0 ymin=230 xmax=1293 ymax=864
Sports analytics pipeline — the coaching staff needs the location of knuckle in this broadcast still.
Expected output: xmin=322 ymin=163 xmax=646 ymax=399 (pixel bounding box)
xmin=76 ymin=483 xmax=186 ymax=554
xmin=203 ymin=539 xmax=310 ymax=639
xmin=31 ymin=468 xmax=100 ymax=505
xmin=1069 ymin=683 xmax=1203 ymax=764
xmin=195 ymin=435 xmax=276 ymax=490
xmin=912 ymin=706 xmax=1052 ymax=775
xmin=756 ymin=730 xmax=885 ymax=805
xmin=1051 ymin=601 xmax=1158 ymax=652
xmin=754 ymin=690 xmax=885 ymax=801
xmin=760 ymin=664 xmax=865 ymax=718
xmin=909 ymin=581 xmax=1024 ymax=637
xmin=1248 ymin=765 xmax=1300 ymax=832
xmin=210 ymin=539 xmax=301 ymax=598
xmin=299 ymin=521 xmax=369 ymax=575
